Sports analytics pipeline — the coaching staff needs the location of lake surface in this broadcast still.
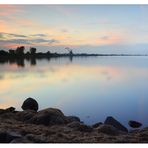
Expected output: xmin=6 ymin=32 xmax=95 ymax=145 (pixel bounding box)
xmin=0 ymin=56 xmax=148 ymax=128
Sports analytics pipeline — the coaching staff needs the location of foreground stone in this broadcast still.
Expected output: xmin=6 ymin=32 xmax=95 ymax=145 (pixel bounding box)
xmin=21 ymin=98 xmax=38 ymax=111
xmin=104 ymin=116 xmax=128 ymax=132
xmin=0 ymin=105 xmax=148 ymax=143
xmin=28 ymin=108 xmax=66 ymax=125
xmin=128 ymin=120 xmax=142 ymax=128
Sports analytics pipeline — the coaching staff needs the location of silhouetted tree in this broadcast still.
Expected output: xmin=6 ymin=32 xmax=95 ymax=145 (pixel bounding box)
xmin=9 ymin=49 xmax=15 ymax=55
xmin=16 ymin=58 xmax=25 ymax=67
xmin=15 ymin=46 xmax=25 ymax=55
xmin=30 ymin=47 xmax=36 ymax=55
xmin=0 ymin=50 xmax=9 ymax=56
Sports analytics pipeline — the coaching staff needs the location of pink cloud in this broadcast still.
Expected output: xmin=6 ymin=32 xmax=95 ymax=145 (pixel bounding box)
xmin=0 ymin=4 xmax=23 ymax=16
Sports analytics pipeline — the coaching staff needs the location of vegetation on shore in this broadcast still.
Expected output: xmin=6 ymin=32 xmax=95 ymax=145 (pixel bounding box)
xmin=0 ymin=46 xmax=148 ymax=59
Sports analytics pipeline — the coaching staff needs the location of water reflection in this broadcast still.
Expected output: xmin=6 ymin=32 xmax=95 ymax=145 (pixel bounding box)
xmin=0 ymin=56 xmax=74 ymax=67
xmin=0 ymin=56 xmax=148 ymax=128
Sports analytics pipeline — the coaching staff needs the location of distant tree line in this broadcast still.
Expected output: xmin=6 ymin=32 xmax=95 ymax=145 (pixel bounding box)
xmin=0 ymin=46 xmax=54 ymax=58
xmin=0 ymin=46 xmax=37 ymax=56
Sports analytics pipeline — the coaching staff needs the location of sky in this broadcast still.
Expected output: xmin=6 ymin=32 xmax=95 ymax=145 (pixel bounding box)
xmin=1 ymin=5 xmax=148 ymax=53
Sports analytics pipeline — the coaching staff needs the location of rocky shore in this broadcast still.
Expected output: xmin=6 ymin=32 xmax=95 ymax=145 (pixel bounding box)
xmin=0 ymin=98 xmax=148 ymax=143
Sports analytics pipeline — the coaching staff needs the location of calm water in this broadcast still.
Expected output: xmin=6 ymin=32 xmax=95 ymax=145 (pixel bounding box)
xmin=0 ymin=56 xmax=148 ymax=128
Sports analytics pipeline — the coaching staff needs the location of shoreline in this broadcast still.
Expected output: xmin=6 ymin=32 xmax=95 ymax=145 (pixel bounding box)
xmin=0 ymin=98 xmax=147 ymax=143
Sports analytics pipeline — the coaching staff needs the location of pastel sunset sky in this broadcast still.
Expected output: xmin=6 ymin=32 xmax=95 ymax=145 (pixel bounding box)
xmin=1 ymin=4 xmax=148 ymax=53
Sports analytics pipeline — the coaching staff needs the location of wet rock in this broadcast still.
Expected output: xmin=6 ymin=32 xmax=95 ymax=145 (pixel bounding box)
xmin=128 ymin=120 xmax=142 ymax=128
xmin=66 ymin=116 xmax=80 ymax=123
xmin=104 ymin=116 xmax=128 ymax=132
xmin=97 ymin=124 xmax=119 ymax=135
xmin=92 ymin=122 xmax=103 ymax=128
xmin=15 ymin=110 xmax=36 ymax=122
xmin=28 ymin=108 xmax=66 ymax=125
xmin=21 ymin=98 xmax=38 ymax=111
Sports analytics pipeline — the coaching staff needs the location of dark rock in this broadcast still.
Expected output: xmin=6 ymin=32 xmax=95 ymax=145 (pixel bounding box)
xmin=15 ymin=110 xmax=36 ymax=122
xmin=21 ymin=98 xmax=38 ymax=111
xmin=28 ymin=108 xmax=66 ymax=125
xmin=5 ymin=107 xmax=15 ymax=112
xmin=0 ymin=130 xmax=7 ymax=143
xmin=0 ymin=130 xmax=22 ymax=143
xmin=97 ymin=124 xmax=119 ymax=135
xmin=92 ymin=122 xmax=103 ymax=128
xmin=6 ymin=132 xmax=22 ymax=142
xmin=104 ymin=116 xmax=128 ymax=132
xmin=128 ymin=120 xmax=142 ymax=128
xmin=66 ymin=116 xmax=80 ymax=123
xmin=10 ymin=138 xmax=32 ymax=143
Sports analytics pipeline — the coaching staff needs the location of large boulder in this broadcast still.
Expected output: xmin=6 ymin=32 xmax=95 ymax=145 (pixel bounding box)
xmin=21 ymin=98 xmax=38 ymax=111
xmin=104 ymin=116 xmax=128 ymax=132
xmin=28 ymin=108 xmax=66 ymax=126
xmin=128 ymin=120 xmax=142 ymax=128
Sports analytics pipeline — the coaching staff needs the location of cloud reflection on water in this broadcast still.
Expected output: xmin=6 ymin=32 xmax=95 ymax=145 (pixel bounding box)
xmin=1 ymin=57 xmax=148 ymax=128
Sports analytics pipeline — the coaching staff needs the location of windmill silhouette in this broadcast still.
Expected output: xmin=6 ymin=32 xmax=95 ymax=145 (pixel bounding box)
xmin=65 ymin=47 xmax=73 ymax=56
